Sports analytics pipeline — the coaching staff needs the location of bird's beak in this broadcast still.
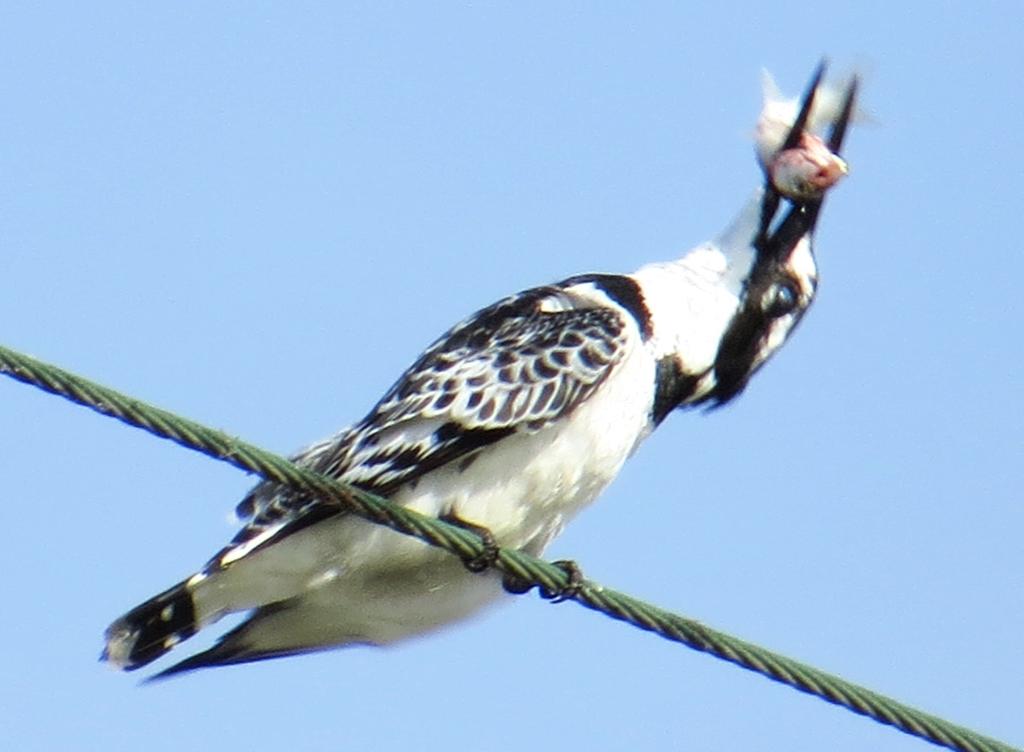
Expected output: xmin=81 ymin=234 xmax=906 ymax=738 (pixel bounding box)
xmin=756 ymin=62 xmax=859 ymax=263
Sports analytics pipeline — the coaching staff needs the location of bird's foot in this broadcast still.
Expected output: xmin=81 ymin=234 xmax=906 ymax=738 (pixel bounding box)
xmin=440 ymin=511 xmax=500 ymax=573
xmin=541 ymin=559 xmax=584 ymax=603
xmin=502 ymin=559 xmax=583 ymax=603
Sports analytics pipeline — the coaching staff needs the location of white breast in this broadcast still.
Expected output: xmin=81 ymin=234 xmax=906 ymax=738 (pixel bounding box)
xmin=398 ymin=335 xmax=655 ymax=553
xmin=190 ymin=336 xmax=657 ymax=646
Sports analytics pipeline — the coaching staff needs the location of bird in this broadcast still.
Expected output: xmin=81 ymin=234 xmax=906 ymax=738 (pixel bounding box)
xmin=102 ymin=63 xmax=858 ymax=678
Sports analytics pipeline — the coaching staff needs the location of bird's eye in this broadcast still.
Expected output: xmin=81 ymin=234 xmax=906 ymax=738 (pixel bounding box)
xmin=764 ymin=281 xmax=799 ymax=318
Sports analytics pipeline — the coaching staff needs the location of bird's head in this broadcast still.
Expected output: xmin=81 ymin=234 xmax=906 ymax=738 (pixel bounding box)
xmin=708 ymin=62 xmax=858 ymax=406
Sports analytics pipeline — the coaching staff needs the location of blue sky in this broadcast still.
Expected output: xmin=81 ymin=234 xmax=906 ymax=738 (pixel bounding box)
xmin=1 ymin=3 xmax=1021 ymax=751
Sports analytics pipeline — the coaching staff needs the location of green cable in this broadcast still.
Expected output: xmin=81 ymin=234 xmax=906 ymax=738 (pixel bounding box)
xmin=0 ymin=342 xmax=1017 ymax=752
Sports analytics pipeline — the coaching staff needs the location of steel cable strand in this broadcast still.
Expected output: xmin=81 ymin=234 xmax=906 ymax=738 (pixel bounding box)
xmin=572 ymin=585 xmax=1011 ymax=752
xmin=0 ymin=343 xmax=1017 ymax=752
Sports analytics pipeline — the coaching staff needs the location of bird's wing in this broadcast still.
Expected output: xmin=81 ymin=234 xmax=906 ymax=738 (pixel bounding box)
xmin=219 ymin=283 xmax=634 ymax=564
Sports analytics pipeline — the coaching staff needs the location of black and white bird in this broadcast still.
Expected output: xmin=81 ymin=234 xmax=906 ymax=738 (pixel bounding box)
xmin=103 ymin=64 xmax=857 ymax=678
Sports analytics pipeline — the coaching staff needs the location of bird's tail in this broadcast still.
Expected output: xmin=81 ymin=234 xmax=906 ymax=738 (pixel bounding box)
xmin=102 ymin=579 xmax=198 ymax=671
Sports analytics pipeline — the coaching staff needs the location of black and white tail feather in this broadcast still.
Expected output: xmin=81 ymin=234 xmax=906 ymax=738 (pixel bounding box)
xmin=103 ymin=63 xmax=857 ymax=679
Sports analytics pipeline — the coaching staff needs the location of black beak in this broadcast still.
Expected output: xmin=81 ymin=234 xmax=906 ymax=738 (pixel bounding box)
xmin=756 ymin=61 xmax=859 ymax=261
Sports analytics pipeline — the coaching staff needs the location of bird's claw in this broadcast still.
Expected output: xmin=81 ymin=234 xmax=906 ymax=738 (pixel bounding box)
xmin=540 ymin=560 xmax=583 ymax=603
xmin=440 ymin=511 xmax=500 ymax=573
xmin=502 ymin=559 xmax=583 ymax=603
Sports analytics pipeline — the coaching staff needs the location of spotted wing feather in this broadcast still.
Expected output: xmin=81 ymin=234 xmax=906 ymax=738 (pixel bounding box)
xmin=221 ymin=284 xmax=630 ymax=563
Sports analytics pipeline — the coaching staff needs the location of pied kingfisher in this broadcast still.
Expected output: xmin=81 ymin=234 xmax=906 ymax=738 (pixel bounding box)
xmin=103 ymin=64 xmax=857 ymax=678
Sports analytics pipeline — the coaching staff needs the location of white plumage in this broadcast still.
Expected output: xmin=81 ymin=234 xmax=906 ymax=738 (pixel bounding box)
xmin=103 ymin=63 xmax=857 ymax=677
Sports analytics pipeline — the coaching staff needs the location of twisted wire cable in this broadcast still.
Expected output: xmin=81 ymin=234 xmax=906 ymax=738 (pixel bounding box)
xmin=0 ymin=342 xmax=1016 ymax=752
